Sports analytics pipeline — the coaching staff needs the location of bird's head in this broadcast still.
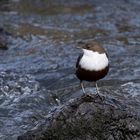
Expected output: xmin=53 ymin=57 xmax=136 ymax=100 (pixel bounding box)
xmin=76 ymin=41 xmax=105 ymax=55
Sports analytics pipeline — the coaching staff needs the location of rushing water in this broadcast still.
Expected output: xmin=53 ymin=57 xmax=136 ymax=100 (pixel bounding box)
xmin=0 ymin=0 xmax=140 ymax=139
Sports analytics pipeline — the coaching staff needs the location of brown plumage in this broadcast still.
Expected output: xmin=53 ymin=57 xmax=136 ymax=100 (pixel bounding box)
xmin=76 ymin=64 xmax=109 ymax=82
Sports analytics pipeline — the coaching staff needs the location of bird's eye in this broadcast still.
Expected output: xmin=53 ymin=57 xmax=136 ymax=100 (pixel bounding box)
xmin=86 ymin=45 xmax=91 ymax=49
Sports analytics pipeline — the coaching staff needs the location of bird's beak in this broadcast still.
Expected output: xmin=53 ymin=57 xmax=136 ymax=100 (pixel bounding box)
xmin=76 ymin=41 xmax=85 ymax=49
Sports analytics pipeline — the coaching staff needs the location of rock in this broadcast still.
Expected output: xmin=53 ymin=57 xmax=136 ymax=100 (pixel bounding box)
xmin=0 ymin=27 xmax=8 ymax=50
xmin=17 ymin=94 xmax=140 ymax=140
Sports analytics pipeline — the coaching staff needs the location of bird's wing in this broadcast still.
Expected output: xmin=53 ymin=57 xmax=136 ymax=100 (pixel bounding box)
xmin=76 ymin=54 xmax=83 ymax=68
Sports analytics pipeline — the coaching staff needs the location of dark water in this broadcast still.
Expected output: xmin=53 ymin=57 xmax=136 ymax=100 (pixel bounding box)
xmin=0 ymin=0 xmax=140 ymax=139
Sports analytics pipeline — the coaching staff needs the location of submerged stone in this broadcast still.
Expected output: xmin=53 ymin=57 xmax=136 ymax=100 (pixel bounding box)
xmin=0 ymin=28 xmax=8 ymax=50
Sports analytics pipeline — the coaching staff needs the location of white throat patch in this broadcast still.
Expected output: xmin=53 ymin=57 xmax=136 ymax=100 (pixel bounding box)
xmin=79 ymin=49 xmax=109 ymax=71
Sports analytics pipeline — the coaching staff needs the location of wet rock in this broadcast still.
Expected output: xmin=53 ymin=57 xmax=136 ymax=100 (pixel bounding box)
xmin=0 ymin=28 xmax=8 ymax=50
xmin=17 ymin=94 xmax=140 ymax=140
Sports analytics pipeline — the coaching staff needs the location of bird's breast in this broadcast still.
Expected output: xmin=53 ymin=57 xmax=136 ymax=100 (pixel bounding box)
xmin=79 ymin=52 xmax=109 ymax=71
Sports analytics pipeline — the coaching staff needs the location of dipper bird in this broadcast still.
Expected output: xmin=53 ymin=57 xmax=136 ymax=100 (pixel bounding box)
xmin=75 ymin=42 xmax=109 ymax=96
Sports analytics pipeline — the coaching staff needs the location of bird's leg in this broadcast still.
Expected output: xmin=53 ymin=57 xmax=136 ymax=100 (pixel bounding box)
xmin=95 ymin=82 xmax=102 ymax=99
xmin=80 ymin=81 xmax=86 ymax=94
xmin=95 ymin=82 xmax=99 ymax=95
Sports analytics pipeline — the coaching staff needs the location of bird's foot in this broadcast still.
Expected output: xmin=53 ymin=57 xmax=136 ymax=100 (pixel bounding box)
xmin=81 ymin=92 xmax=96 ymax=102
xmin=95 ymin=93 xmax=105 ymax=101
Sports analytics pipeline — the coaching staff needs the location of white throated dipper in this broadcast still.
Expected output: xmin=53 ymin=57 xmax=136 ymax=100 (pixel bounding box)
xmin=75 ymin=42 xmax=109 ymax=96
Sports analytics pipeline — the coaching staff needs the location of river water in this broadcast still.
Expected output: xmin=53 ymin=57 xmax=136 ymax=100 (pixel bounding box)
xmin=0 ymin=0 xmax=140 ymax=139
